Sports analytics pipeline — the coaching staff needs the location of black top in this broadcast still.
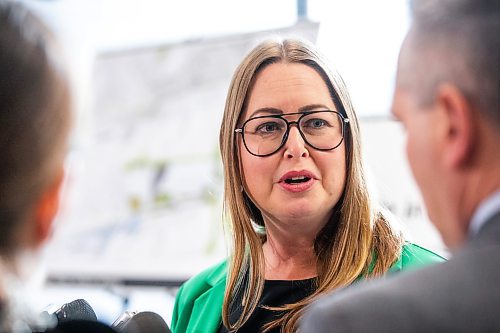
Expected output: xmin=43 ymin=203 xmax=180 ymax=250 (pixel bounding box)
xmin=218 ymin=278 xmax=317 ymax=333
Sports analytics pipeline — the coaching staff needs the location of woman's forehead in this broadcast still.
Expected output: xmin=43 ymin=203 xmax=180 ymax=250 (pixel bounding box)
xmin=242 ymin=62 xmax=335 ymax=120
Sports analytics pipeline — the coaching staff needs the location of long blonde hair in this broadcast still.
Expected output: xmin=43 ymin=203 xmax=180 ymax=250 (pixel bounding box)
xmin=219 ymin=38 xmax=404 ymax=333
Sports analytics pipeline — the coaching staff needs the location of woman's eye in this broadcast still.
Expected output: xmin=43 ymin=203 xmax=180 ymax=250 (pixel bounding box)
xmin=305 ymin=118 xmax=328 ymax=128
xmin=256 ymin=122 xmax=282 ymax=133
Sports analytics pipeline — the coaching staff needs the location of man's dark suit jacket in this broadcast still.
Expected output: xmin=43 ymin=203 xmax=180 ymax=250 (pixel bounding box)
xmin=301 ymin=212 xmax=500 ymax=332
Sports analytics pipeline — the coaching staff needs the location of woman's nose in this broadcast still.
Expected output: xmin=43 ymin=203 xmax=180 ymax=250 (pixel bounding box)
xmin=283 ymin=126 xmax=309 ymax=159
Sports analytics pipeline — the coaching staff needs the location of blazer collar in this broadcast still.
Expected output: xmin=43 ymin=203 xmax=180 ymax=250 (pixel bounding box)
xmin=472 ymin=211 xmax=500 ymax=246
xmin=187 ymin=262 xmax=227 ymax=333
xmin=205 ymin=261 xmax=227 ymax=286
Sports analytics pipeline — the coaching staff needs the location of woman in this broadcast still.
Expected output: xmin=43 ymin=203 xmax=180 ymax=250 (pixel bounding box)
xmin=171 ymin=38 xmax=444 ymax=333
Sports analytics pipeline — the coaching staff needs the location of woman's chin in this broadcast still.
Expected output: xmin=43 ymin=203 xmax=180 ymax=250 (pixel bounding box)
xmin=271 ymin=205 xmax=324 ymax=223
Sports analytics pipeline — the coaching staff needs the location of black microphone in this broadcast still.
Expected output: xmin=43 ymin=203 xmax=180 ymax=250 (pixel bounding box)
xmin=52 ymin=299 xmax=98 ymax=323
xmin=112 ymin=311 xmax=171 ymax=333
xmin=38 ymin=299 xmax=97 ymax=328
xmin=36 ymin=299 xmax=110 ymax=332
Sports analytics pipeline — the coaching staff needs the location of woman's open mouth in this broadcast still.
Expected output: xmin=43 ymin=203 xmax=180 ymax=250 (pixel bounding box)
xmin=279 ymin=170 xmax=316 ymax=192
xmin=284 ymin=176 xmax=311 ymax=184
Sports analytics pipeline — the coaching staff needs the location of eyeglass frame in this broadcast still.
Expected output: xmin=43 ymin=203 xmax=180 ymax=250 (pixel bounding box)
xmin=234 ymin=110 xmax=350 ymax=157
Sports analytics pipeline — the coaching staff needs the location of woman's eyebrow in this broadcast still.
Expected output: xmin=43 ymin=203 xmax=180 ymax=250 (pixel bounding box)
xmin=248 ymin=107 xmax=283 ymax=118
xmin=298 ymin=104 xmax=331 ymax=112
xmin=249 ymin=104 xmax=333 ymax=118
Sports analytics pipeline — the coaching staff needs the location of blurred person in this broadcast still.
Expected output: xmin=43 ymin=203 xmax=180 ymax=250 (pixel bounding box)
xmin=300 ymin=0 xmax=500 ymax=332
xmin=0 ymin=2 xmax=116 ymax=332
xmin=171 ymin=38 xmax=444 ymax=333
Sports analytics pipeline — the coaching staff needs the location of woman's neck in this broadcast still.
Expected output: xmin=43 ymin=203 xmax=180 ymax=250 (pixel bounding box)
xmin=262 ymin=227 xmax=318 ymax=280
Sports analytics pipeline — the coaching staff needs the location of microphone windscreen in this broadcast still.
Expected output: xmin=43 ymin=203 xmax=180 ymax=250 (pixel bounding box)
xmin=55 ymin=299 xmax=98 ymax=323
xmin=120 ymin=311 xmax=171 ymax=333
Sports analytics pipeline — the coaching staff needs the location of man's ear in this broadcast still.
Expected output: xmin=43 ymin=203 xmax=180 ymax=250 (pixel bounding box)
xmin=33 ymin=167 xmax=65 ymax=248
xmin=435 ymin=83 xmax=475 ymax=169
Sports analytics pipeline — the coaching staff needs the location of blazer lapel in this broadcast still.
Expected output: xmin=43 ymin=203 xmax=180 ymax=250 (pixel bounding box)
xmin=187 ymin=265 xmax=227 ymax=333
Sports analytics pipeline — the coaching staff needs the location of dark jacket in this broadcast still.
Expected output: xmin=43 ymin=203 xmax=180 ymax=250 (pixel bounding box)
xmin=301 ymin=212 xmax=500 ymax=332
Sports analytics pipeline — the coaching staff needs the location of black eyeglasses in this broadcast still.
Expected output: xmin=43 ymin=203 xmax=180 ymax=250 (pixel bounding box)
xmin=235 ymin=110 xmax=349 ymax=157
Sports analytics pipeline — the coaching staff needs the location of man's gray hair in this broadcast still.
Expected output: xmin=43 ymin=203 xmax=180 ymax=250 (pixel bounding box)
xmin=401 ymin=0 xmax=499 ymax=126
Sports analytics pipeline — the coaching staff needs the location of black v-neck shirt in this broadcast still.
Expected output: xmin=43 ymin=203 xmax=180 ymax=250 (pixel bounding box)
xmin=218 ymin=277 xmax=317 ymax=333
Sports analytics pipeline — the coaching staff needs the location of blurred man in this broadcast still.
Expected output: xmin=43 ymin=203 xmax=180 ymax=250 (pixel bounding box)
xmin=0 ymin=2 xmax=117 ymax=332
xmin=301 ymin=0 xmax=500 ymax=331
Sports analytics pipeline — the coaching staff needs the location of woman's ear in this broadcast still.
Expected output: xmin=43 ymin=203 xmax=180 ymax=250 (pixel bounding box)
xmin=33 ymin=167 xmax=65 ymax=248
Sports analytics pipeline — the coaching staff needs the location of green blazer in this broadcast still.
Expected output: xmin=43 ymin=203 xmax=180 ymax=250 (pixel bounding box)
xmin=171 ymin=243 xmax=445 ymax=333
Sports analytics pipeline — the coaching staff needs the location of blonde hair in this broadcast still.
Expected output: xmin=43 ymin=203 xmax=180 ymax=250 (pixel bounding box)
xmin=219 ymin=38 xmax=404 ymax=333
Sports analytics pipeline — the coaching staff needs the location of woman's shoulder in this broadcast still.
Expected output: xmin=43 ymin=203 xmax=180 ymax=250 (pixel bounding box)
xmin=172 ymin=259 xmax=228 ymax=332
xmin=177 ymin=259 xmax=228 ymax=300
xmin=390 ymin=242 xmax=446 ymax=272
